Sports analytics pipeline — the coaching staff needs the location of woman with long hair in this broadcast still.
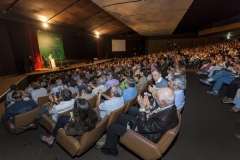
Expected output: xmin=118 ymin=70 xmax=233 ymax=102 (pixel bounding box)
xmin=40 ymin=98 xmax=99 ymax=147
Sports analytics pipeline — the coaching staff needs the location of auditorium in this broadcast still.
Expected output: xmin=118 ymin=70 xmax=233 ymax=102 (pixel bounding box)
xmin=1 ymin=0 xmax=240 ymax=159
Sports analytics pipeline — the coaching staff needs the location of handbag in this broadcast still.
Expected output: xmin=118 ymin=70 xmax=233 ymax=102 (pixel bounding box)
xmin=63 ymin=119 xmax=84 ymax=136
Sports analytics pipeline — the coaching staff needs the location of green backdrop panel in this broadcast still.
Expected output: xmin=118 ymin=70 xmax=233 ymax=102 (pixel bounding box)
xmin=37 ymin=30 xmax=65 ymax=61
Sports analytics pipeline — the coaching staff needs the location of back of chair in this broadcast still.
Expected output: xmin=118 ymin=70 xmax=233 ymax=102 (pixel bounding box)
xmin=124 ymin=96 xmax=137 ymax=114
xmin=157 ymin=112 xmax=181 ymax=154
xmin=103 ymin=88 xmax=111 ymax=96
xmin=87 ymin=95 xmax=97 ymax=108
xmin=14 ymin=107 xmax=40 ymax=134
xmin=107 ymin=103 xmax=127 ymax=128
xmin=72 ymin=93 xmax=77 ymax=99
xmin=38 ymin=95 xmax=49 ymax=107
xmin=77 ymin=115 xmax=109 ymax=155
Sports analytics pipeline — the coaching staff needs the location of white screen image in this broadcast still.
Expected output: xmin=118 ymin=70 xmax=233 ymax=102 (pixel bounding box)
xmin=112 ymin=39 xmax=126 ymax=52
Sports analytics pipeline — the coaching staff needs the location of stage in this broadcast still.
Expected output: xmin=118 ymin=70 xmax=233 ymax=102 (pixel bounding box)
xmin=26 ymin=59 xmax=112 ymax=76
xmin=0 ymin=59 xmax=112 ymax=116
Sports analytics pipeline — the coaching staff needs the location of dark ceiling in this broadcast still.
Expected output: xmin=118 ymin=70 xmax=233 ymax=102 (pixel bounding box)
xmin=174 ymin=0 xmax=240 ymax=34
xmin=0 ymin=0 xmax=240 ymax=37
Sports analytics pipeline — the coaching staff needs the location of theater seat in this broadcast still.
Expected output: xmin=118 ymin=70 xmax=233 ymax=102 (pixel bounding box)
xmin=120 ymin=112 xmax=181 ymax=160
xmin=87 ymin=95 xmax=97 ymax=108
xmin=106 ymin=103 xmax=127 ymax=128
xmin=71 ymin=93 xmax=77 ymax=99
xmin=56 ymin=115 xmax=109 ymax=157
xmin=103 ymin=88 xmax=111 ymax=96
xmin=124 ymin=96 xmax=137 ymax=114
xmin=3 ymin=107 xmax=40 ymax=134
xmin=38 ymin=95 xmax=49 ymax=107
xmin=39 ymin=109 xmax=73 ymax=133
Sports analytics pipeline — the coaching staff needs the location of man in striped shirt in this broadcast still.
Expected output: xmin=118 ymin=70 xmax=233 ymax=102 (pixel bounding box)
xmin=96 ymin=86 xmax=124 ymax=118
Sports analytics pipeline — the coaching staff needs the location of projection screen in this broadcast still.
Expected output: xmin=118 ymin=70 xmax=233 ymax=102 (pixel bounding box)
xmin=112 ymin=39 xmax=126 ymax=52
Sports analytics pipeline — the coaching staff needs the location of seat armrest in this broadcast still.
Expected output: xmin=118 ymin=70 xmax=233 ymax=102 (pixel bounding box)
xmin=56 ymin=128 xmax=81 ymax=157
xmin=39 ymin=114 xmax=56 ymax=133
xmin=3 ymin=121 xmax=15 ymax=134
xmin=120 ymin=130 xmax=161 ymax=160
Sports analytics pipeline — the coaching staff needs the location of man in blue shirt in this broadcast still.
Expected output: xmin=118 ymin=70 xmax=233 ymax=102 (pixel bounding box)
xmin=2 ymin=90 xmax=38 ymax=123
xmin=122 ymin=77 xmax=137 ymax=102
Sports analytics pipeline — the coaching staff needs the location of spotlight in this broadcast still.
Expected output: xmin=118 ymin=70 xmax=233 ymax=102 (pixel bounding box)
xmin=227 ymin=36 xmax=230 ymax=39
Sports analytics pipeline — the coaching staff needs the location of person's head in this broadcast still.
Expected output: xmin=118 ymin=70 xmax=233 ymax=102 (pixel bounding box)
xmin=112 ymin=73 xmax=118 ymax=80
xmin=10 ymin=84 xmax=18 ymax=91
xmin=50 ymin=78 xmax=56 ymax=85
xmin=32 ymin=82 xmax=41 ymax=90
xmin=61 ymin=89 xmax=72 ymax=101
xmin=236 ymin=61 xmax=240 ymax=70
xmin=76 ymin=79 xmax=83 ymax=86
xmin=84 ymin=85 xmax=92 ymax=94
xmin=139 ymin=68 xmax=147 ymax=77
xmin=125 ymin=77 xmax=135 ymax=88
xmin=110 ymin=86 xmax=123 ymax=98
xmin=82 ymin=77 xmax=88 ymax=85
xmin=97 ymin=77 xmax=106 ymax=85
xmin=56 ymin=79 xmax=62 ymax=86
xmin=73 ymin=98 xmax=98 ymax=132
xmin=69 ymin=80 xmax=76 ymax=87
xmin=12 ymin=90 xmax=24 ymax=101
xmin=168 ymin=75 xmax=187 ymax=90
xmin=176 ymin=65 xmax=186 ymax=77
xmin=151 ymin=69 xmax=161 ymax=82
xmin=155 ymin=88 xmax=175 ymax=108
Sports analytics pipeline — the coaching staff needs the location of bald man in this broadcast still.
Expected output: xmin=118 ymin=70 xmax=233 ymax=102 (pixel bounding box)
xmin=101 ymin=87 xmax=179 ymax=156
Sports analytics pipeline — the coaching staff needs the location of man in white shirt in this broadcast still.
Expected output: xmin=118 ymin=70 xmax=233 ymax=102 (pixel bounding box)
xmin=21 ymin=89 xmax=74 ymax=129
xmin=96 ymin=86 xmax=124 ymax=118
xmin=31 ymin=83 xmax=48 ymax=103
xmin=50 ymin=79 xmax=64 ymax=97
xmin=91 ymin=77 xmax=108 ymax=95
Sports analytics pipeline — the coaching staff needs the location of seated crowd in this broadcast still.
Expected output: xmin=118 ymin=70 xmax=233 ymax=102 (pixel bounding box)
xmin=2 ymin=44 xmax=192 ymax=157
xmin=190 ymin=40 xmax=240 ymax=138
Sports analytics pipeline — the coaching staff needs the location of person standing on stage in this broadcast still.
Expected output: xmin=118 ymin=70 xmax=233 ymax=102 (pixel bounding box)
xmin=42 ymin=54 xmax=48 ymax=68
xmin=48 ymin=54 xmax=53 ymax=68
xmin=29 ymin=55 xmax=35 ymax=71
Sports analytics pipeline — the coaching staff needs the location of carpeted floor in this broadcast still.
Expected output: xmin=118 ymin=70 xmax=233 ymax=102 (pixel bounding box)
xmin=1 ymin=70 xmax=240 ymax=160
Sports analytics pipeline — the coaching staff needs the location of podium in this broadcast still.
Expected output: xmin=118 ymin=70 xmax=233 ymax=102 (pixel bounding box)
xmin=50 ymin=59 xmax=56 ymax=68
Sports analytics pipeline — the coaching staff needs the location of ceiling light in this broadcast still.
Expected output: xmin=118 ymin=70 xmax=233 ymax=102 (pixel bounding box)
xmin=43 ymin=23 xmax=48 ymax=27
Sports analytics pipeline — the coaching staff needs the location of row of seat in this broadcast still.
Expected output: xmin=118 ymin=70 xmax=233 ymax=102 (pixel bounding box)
xmin=3 ymin=83 xmax=181 ymax=160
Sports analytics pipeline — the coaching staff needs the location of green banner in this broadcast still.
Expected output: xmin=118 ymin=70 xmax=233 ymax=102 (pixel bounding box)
xmin=36 ymin=30 xmax=65 ymax=61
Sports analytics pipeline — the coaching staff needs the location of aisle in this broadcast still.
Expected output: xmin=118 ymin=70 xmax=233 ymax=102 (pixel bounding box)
xmin=163 ymin=71 xmax=240 ymax=160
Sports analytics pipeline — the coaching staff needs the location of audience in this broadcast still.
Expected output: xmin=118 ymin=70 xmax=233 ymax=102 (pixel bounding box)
xmin=4 ymin=39 xmax=240 ymax=157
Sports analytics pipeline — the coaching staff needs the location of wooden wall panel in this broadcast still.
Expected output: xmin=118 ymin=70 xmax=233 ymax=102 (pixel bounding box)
xmin=146 ymin=36 xmax=222 ymax=53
